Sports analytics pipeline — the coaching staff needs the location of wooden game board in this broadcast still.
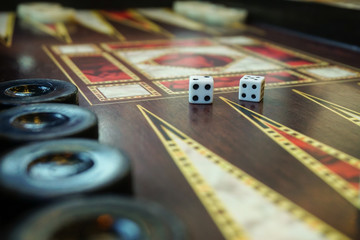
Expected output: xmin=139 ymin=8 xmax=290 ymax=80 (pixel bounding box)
xmin=1 ymin=7 xmax=360 ymax=240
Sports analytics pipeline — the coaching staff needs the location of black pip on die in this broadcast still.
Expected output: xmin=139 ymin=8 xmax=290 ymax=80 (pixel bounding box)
xmin=239 ymin=75 xmax=265 ymax=102
xmin=189 ymin=76 xmax=214 ymax=104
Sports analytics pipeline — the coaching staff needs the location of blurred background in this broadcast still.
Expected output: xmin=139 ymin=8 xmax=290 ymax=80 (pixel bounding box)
xmin=1 ymin=0 xmax=360 ymax=47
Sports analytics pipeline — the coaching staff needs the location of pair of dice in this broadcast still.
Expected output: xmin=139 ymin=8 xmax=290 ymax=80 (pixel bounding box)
xmin=189 ymin=75 xmax=265 ymax=104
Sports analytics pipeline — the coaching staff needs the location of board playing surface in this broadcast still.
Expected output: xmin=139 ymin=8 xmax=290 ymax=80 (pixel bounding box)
xmin=1 ymin=7 xmax=360 ymax=240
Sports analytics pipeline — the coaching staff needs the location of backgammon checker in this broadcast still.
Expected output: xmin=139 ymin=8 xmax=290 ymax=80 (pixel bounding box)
xmin=0 ymin=139 xmax=132 ymax=203
xmin=0 ymin=79 xmax=78 ymax=110
xmin=0 ymin=103 xmax=98 ymax=147
xmin=9 ymin=195 xmax=186 ymax=240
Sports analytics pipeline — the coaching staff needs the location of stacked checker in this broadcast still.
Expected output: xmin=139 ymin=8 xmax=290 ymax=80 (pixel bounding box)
xmin=0 ymin=79 xmax=102 ymax=232
xmin=0 ymin=79 xmax=97 ymax=152
xmin=0 ymin=78 xmax=185 ymax=239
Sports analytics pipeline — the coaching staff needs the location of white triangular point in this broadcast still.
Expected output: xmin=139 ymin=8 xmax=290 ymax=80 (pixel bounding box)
xmin=0 ymin=12 xmax=10 ymax=37
xmin=74 ymin=10 xmax=125 ymax=40
xmin=136 ymin=103 xmax=347 ymax=240
xmin=165 ymin=129 xmax=338 ymax=240
xmin=0 ymin=12 xmax=15 ymax=47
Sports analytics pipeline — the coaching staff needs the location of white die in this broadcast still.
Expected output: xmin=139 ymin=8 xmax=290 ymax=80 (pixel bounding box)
xmin=239 ymin=75 xmax=265 ymax=102
xmin=189 ymin=76 xmax=214 ymax=104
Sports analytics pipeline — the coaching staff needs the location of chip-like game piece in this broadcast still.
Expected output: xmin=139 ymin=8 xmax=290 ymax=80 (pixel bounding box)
xmin=0 ymin=139 xmax=132 ymax=203
xmin=9 ymin=195 xmax=186 ymax=240
xmin=0 ymin=79 xmax=78 ymax=110
xmin=0 ymin=103 xmax=98 ymax=146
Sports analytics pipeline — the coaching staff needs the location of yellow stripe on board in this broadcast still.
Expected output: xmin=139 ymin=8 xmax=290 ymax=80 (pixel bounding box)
xmin=55 ymin=22 xmax=72 ymax=44
xmin=221 ymin=97 xmax=360 ymax=208
xmin=22 ymin=19 xmax=72 ymax=43
xmin=293 ymin=89 xmax=360 ymax=127
xmin=42 ymin=45 xmax=92 ymax=105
